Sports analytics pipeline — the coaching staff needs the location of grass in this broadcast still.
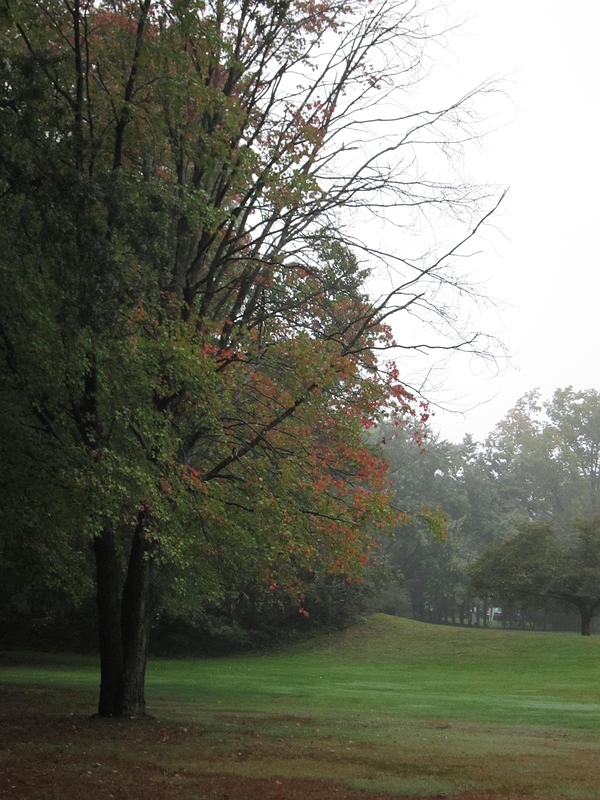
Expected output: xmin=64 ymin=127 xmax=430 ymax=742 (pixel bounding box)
xmin=2 ymin=615 xmax=600 ymax=798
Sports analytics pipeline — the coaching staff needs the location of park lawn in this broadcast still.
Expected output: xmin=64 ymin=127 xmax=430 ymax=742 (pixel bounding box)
xmin=2 ymin=614 xmax=600 ymax=799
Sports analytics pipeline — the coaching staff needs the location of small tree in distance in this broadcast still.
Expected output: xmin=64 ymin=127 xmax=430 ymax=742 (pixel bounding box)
xmin=469 ymin=518 xmax=600 ymax=636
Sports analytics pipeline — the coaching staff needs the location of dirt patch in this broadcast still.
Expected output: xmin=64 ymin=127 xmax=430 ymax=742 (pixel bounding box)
xmin=0 ymin=696 xmax=529 ymax=800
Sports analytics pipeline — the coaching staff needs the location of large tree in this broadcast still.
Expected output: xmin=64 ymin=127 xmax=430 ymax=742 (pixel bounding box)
xmin=1 ymin=0 xmax=503 ymax=715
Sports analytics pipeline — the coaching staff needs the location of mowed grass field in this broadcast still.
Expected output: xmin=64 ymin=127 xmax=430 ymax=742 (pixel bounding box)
xmin=2 ymin=614 xmax=600 ymax=799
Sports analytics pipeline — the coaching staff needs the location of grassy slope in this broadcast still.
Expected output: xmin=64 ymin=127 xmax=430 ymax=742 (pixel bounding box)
xmin=151 ymin=615 xmax=600 ymax=726
xmin=2 ymin=615 xmax=600 ymax=798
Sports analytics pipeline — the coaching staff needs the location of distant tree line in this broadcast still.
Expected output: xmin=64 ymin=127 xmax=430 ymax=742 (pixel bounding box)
xmin=373 ymin=387 xmax=600 ymax=635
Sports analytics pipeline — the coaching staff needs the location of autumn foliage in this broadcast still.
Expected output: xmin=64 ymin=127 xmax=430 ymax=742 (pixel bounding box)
xmin=0 ymin=0 xmax=500 ymax=715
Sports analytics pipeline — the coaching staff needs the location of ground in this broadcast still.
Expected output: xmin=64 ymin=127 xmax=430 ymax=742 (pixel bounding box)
xmin=0 ymin=694 xmax=531 ymax=800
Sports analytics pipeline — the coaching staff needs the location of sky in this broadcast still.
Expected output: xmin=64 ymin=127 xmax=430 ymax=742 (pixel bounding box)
xmin=412 ymin=1 xmax=600 ymax=443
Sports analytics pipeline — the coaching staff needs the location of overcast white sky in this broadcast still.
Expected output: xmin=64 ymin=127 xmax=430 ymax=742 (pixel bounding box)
xmin=417 ymin=1 xmax=600 ymax=443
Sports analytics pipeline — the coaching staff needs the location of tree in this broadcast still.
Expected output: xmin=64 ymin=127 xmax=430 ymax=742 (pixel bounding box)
xmin=376 ymin=424 xmax=463 ymax=622
xmin=546 ymin=388 xmax=600 ymax=516
xmin=469 ymin=519 xmax=600 ymax=636
xmin=483 ymin=388 xmax=600 ymax=532
xmin=1 ymin=0 xmax=503 ymax=716
xmin=373 ymin=424 xmax=514 ymax=626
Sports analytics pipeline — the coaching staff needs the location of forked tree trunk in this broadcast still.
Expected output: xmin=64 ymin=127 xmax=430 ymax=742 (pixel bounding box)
xmin=94 ymin=509 xmax=153 ymax=717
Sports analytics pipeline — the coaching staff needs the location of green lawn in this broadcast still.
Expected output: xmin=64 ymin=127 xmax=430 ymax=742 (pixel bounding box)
xmin=2 ymin=615 xmax=600 ymax=798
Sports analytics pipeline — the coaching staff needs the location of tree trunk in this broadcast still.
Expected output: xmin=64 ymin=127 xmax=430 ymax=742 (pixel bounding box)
xmin=94 ymin=510 xmax=154 ymax=717
xmin=120 ymin=508 xmax=153 ymax=716
xmin=94 ymin=527 xmax=124 ymax=717
xmin=580 ymin=606 xmax=593 ymax=636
